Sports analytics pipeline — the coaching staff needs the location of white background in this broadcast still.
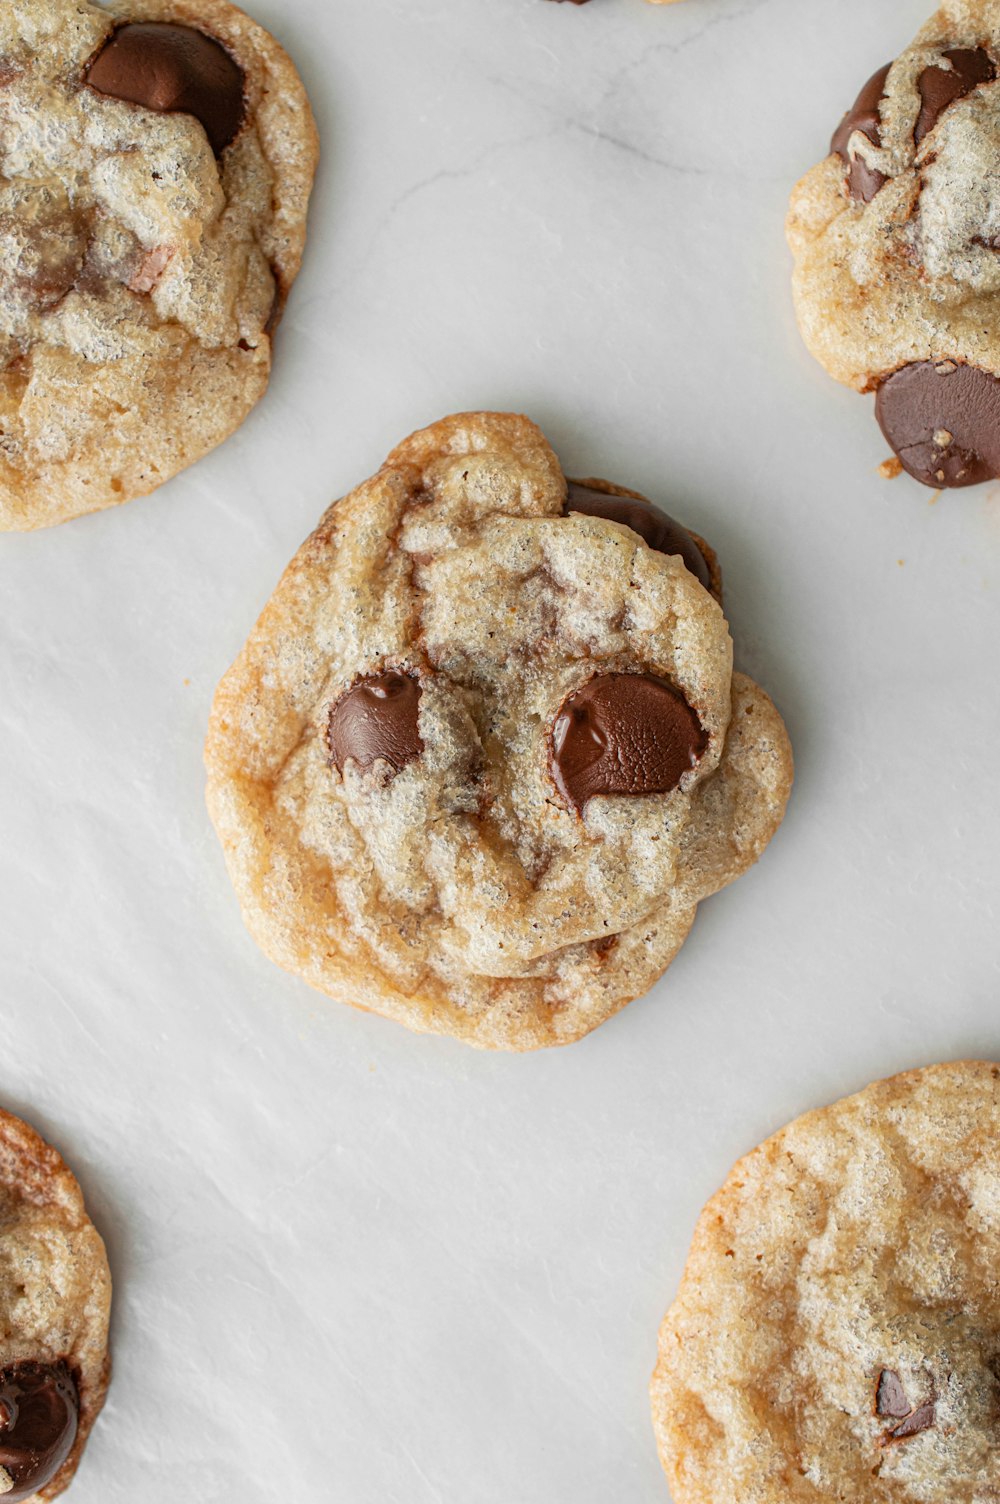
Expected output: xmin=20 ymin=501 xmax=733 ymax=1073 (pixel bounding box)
xmin=2 ymin=0 xmax=999 ymax=1498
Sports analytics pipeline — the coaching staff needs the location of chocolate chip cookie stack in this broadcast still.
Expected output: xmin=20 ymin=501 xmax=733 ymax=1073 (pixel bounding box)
xmin=205 ymin=412 xmax=793 ymax=1050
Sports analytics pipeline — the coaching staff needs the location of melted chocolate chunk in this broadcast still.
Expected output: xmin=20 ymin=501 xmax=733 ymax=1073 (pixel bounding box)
xmin=328 ymin=673 xmax=423 ymax=775
xmin=874 ymin=1368 xmax=936 ymax=1446
xmin=886 ymin=1399 xmax=936 ymax=1442
xmin=86 ymin=23 xmax=245 ymax=156
xmin=875 ymin=360 xmax=1000 ymax=488
xmin=0 ymin=207 xmax=87 ymax=311
xmin=915 ymin=47 xmax=995 ymax=144
xmin=875 ymin=1369 xmax=911 ymax=1419
xmin=564 ymin=483 xmax=712 ymax=591
xmin=550 ymin=673 xmax=706 ymax=813
xmin=0 ymin=1362 xmax=78 ymax=1502
xmin=831 ymin=63 xmax=892 ymax=202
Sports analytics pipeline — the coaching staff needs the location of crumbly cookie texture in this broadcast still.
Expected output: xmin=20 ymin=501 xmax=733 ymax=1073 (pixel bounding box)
xmin=205 ymin=412 xmax=793 ymax=1051
xmin=652 ymin=1060 xmax=1000 ymax=1504
xmin=0 ymin=1107 xmax=111 ymax=1502
xmin=0 ymin=0 xmax=318 ymax=530
xmin=787 ymin=1 xmax=1000 ymax=488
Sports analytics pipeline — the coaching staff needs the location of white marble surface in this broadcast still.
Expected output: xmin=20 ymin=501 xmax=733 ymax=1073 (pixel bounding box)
xmin=2 ymin=0 xmax=1000 ymax=1498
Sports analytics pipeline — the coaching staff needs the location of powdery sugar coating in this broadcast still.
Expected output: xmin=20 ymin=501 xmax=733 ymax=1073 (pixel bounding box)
xmin=787 ymin=0 xmax=1000 ymax=395
xmin=652 ymin=1061 xmax=1000 ymax=1504
xmin=0 ymin=0 xmax=318 ymax=530
xmin=205 ymin=413 xmax=793 ymax=1051
xmin=0 ymin=1109 xmax=110 ymax=1502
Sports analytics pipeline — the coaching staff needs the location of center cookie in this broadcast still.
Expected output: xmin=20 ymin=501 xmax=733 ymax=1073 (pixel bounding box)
xmin=205 ymin=412 xmax=793 ymax=1051
xmin=787 ymin=0 xmax=1000 ymax=489
xmin=0 ymin=0 xmax=318 ymax=529
xmin=652 ymin=1062 xmax=1000 ymax=1504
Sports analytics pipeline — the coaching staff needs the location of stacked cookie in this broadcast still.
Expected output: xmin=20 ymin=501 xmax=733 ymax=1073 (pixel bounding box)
xmin=205 ymin=411 xmax=792 ymax=1049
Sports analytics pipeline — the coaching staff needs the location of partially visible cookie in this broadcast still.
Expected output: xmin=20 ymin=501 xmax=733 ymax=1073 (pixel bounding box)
xmin=0 ymin=1107 xmax=111 ymax=1501
xmin=788 ymin=1 xmax=1000 ymax=489
xmin=0 ymin=0 xmax=318 ymax=529
xmin=206 ymin=411 xmax=792 ymax=1051
xmin=652 ymin=1061 xmax=1000 ymax=1503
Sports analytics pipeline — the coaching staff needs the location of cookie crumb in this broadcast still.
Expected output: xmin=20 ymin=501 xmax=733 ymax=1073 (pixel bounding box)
xmin=878 ymin=456 xmax=904 ymax=479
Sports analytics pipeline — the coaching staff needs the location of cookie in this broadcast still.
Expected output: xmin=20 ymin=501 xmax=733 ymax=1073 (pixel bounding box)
xmin=0 ymin=0 xmax=318 ymax=530
xmin=652 ymin=1060 xmax=1000 ymax=1504
xmin=205 ymin=412 xmax=792 ymax=1051
xmin=0 ymin=1107 xmax=111 ymax=1501
xmin=787 ymin=1 xmax=1000 ymax=489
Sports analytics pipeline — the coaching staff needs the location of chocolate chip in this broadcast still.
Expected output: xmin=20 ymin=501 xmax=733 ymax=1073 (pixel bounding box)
xmin=874 ymin=1368 xmax=937 ymax=1446
xmin=915 ymin=47 xmax=995 ymax=145
xmin=564 ymin=483 xmax=713 ymax=592
xmin=875 ymin=360 xmax=1000 ymax=488
xmin=327 ymin=672 xmax=423 ymax=775
xmin=0 ymin=1363 xmax=78 ymax=1502
xmin=0 ymin=189 xmax=88 ymax=312
xmin=831 ymin=63 xmax=892 ymax=202
xmin=885 ymin=1399 xmax=936 ymax=1442
xmin=875 ymin=1369 xmax=911 ymax=1419
xmin=550 ymin=673 xmax=707 ymax=813
xmin=86 ymin=23 xmax=245 ymax=157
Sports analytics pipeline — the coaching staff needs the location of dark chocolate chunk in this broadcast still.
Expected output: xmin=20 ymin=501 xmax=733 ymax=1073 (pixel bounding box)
xmin=550 ymin=673 xmax=706 ymax=813
xmin=885 ymin=1399 xmax=936 ymax=1442
xmin=564 ymin=483 xmax=712 ymax=591
xmin=0 ymin=1362 xmax=78 ymax=1502
xmin=328 ymin=672 xmax=423 ymax=775
xmin=86 ymin=23 xmax=245 ymax=156
xmin=875 ymin=360 xmax=1000 ymax=488
xmin=915 ymin=47 xmax=995 ymax=145
xmin=875 ymin=1369 xmax=911 ymax=1419
xmin=831 ymin=63 xmax=892 ymax=202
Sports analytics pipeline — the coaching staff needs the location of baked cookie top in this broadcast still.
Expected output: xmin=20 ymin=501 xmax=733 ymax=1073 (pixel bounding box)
xmin=653 ymin=1061 xmax=1000 ymax=1504
xmin=0 ymin=1107 xmax=111 ymax=1502
xmin=0 ymin=0 xmax=318 ymax=529
xmin=787 ymin=1 xmax=1000 ymax=487
xmin=205 ymin=412 xmax=792 ymax=1051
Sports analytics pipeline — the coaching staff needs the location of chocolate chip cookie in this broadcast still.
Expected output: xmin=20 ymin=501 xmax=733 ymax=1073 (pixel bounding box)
xmin=0 ymin=0 xmax=318 ymax=530
xmin=788 ymin=2 xmax=1000 ymax=489
xmin=205 ymin=412 xmax=792 ymax=1051
xmin=0 ymin=1107 xmax=111 ymax=1501
xmin=652 ymin=1061 xmax=1000 ymax=1504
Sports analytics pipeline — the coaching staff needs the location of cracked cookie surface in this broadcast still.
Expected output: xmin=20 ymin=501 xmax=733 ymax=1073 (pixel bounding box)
xmin=205 ymin=412 xmax=792 ymax=1051
xmin=653 ymin=1060 xmax=1000 ymax=1504
xmin=787 ymin=0 xmax=1000 ymax=488
xmin=0 ymin=1107 xmax=111 ymax=1502
xmin=0 ymin=0 xmax=317 ymax=529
